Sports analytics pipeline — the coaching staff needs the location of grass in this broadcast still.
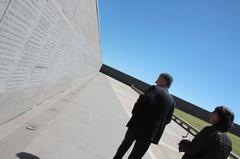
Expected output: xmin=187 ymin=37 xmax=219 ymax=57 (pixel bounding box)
xmin=174 ymin=108 xmax=240 ymax=157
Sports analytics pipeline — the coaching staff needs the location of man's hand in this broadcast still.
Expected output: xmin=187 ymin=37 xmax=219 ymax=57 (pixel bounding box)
xmin=178 ymin=139 xmax=190 ymax=152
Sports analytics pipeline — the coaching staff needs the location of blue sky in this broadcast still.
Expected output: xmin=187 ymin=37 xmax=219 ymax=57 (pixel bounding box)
xmin=98 ymin=0 xmax=240 ymax=124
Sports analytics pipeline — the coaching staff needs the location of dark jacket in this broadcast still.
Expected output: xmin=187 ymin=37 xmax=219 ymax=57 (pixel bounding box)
xmin=126 ymin=85 xmax=175 ymax=144
xmin=179 ymin=125 xmax=232 ymax=159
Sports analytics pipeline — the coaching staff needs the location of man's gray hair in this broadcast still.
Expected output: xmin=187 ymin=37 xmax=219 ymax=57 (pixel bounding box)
xmin=159 ymin=73 xmax=173 ymax=88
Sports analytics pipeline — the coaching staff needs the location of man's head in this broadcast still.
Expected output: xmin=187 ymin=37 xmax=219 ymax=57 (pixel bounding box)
xmin=155 ymin=73 xmax=173 ymax=88
xmin=210 ymin=106 xmax=234 ymax=132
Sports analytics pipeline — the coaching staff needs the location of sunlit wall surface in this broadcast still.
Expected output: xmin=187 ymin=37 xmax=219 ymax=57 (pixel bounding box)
xmin=0 ymin=0 xmax=102 ymax=124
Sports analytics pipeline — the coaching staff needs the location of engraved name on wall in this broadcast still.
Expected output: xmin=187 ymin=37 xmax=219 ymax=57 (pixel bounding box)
xmin=0 ymin=0 xmax=97 ymax=91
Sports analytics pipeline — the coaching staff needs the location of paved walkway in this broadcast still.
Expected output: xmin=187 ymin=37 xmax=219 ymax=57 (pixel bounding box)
xmin=0 ymin=73 xmax=152 ymax=159
xmin=0 ymin=72 xmax=193 ymax=159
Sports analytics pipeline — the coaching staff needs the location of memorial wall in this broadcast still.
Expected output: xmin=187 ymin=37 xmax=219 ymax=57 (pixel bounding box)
xmin=0 ymin=0 xmax=102 ymax=124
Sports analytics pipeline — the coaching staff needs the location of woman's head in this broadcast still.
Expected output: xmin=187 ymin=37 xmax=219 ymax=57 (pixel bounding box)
xmin=210 ymin=106 xmax=234 ymax=132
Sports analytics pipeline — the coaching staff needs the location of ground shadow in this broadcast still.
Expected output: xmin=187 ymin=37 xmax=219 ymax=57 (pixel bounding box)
xmin=16 ymin=152 xmax=40 ymax=159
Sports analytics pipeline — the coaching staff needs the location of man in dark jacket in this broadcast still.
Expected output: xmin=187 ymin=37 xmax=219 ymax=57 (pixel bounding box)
xmin=179 ymin=106 xmax=234 ymax=159
xmin=113 ymin=73 xmax=175 ymax=159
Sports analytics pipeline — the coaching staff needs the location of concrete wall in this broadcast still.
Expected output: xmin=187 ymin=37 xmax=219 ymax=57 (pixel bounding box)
xmin=0 ymin=0 xmax=102 ymax=125
xmin=100 ymin=64 xmax=240 ymax=137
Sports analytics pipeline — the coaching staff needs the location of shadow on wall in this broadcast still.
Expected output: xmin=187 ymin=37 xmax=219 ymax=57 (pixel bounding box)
xmin=16 ymin=152 xmax=40 ymax=159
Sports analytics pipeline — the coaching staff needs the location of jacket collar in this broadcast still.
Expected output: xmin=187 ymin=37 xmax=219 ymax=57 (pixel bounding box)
xmin=156 ymin=85 xmax=169 ymax=92
xmin=212 ymin=123 xmax=227 ymax=133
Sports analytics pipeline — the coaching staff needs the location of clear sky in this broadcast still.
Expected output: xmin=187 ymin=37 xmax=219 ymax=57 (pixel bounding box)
xmin=98 ymin=0 xmax=240 ymax=124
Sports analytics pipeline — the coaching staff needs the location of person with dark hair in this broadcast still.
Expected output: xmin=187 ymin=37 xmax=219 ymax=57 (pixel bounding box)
xmin=179 ymin=106 xmax=234 ymax=159
xmin=113 ymin=73 xmax=175 ymax=159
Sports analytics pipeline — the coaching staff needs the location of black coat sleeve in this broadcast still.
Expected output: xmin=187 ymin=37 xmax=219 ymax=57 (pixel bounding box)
xmin=166 ymin=103 xmax=175 ymax=124
xmin=179 ymin=126 xmax=211 ymax=155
